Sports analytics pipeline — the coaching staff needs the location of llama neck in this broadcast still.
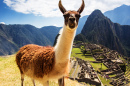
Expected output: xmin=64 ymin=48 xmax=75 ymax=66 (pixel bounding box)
xmin=54 ymin=25 xmax=77 ymax=63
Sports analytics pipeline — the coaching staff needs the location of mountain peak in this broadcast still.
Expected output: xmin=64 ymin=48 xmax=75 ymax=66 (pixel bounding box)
xmin=86 ymin=9 xmax=105 ymax=23
xmin=92 ymin=9 xmax=102 ymax=14
xmin=119 ymin=4 xmax=130 ymax=8
xmin=80 ymin=9 xmax=128 ymax=56
xmin=81 ymin=9 xmax=110 ymax=36
xmin=90 ymin=9 xmax=104 ymax=18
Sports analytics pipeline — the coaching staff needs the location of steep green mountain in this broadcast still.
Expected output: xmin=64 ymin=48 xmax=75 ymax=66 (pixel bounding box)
xmin=0 ymin=24 xmax=61 ymax=55
xmin=76 ymin=15 xmax=88 ymax=35
xmin=75 ymin=10 xmax=130 ymax=56
xmin=114 ymin=24 xmax=130 ymax=56
xmin=75 ymin=5 xmax=130 ymax=35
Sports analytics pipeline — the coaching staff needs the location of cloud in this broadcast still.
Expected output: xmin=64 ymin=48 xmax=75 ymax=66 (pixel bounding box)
xmin=84 ymin=0 xmax=130 ymax=15
xmin=0 ymin=22 xmax=5 ymax=24
xmin=3 ymin=0 xmax=130 ymax=17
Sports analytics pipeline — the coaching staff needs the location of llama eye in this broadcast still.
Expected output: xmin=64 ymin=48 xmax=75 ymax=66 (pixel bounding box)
xmin=76 ymin=14 xmax=81 ymax=18
xmin=63 ymin=14 xmax=70 ymax=18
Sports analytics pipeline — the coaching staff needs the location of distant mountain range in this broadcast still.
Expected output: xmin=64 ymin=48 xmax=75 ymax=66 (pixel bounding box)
xmin=104 ymin=5 xmax=130 ymax=25
xmin=0 ymin=4 xmax=130 ymax=56
xmin=0 ymin=24 xmax=61 ymax=55
xmin=77 ymin=5 xmax=130 ymax=34
xmin=75 ymin=10 xmax=130 ymax=56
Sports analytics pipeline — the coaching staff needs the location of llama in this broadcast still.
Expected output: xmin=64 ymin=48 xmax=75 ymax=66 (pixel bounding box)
xmin=16 ymin=0 xmax=85 ymax=86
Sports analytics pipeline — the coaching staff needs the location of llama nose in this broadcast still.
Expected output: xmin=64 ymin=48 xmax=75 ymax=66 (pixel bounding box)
xmin=69 ymin=17 xmax=75 ymax=22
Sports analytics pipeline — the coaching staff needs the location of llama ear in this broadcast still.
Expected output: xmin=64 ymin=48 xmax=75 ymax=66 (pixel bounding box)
xmin=77 ymin=0 xmax=85 ymax=14
xmin=59 ymin=0 xmax=67 ymax=14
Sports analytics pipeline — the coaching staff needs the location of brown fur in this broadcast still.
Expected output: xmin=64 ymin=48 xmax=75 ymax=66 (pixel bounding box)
xmin=16 ymin=1 xmax=85 ymax=85
xmin=77 ymin=0 xmax=85 ymax=14
xmin=16 ymin=44 xmax=55 ymax=78
xmin=63 ymin=11 xmax=80 ymax=26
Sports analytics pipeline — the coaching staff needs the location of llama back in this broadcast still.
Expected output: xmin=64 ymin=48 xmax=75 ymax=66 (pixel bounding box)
xmin=16 ymin=44 xmax=55 ymax=78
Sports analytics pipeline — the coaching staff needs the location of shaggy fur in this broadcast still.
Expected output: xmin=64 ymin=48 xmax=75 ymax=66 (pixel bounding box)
xmin=16 ymin=0 xmax=84 ymax=86
xmin=16 ymin=44 xmax=55 ymax=78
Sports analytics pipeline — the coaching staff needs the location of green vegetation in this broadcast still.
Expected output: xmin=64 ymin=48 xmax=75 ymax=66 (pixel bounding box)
xmin=109 ymin=74 xmax=117 ymax=78
xmin=71 ymin=48 xmax=95 ymax=61
xmin=98 ymin=55 xmax=105 ymax=59
xmin=0 ymin=57 xmax=4 ymax=61
xmin=98 ymin=74 xmax=113 ymax=86
xmin=125 ymin=65 xmax=130 ymax=80
xmin=0 ymin=55 xmax=24 ymax=86
xmin=71 ymin=48 xmax=108 ymax=71
xmin=71 ymin=48 xmax=112 ymax=86
xmin=90 ymin=63 xmax=107 ymax=71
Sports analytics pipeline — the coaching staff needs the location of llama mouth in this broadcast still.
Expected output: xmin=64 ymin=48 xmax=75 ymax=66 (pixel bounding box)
xmin=69 ymin=23 xmax=75 ymax=29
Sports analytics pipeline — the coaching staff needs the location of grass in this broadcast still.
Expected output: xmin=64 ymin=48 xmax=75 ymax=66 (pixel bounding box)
xmin=109 ymin=74 xmax=117 ymax=78
xmin=71 ymin=48 xmax=113 ymax=86
xmin=90 ymin=62 xmax=108 ymax=71
xmin=71 ymin=48 xmax=108 ymax=71
xmin=71 ymin=48 xmax=82 ymax=57
xmin=0 ymin=55 xmax=83 ymax=86
xmin=98 ymin=74 xmax=113 ymax=86
xmin=71 ymin=48 xmax=95 ymax=61
xmin=0 ymin=57 xmax=4 ymax=61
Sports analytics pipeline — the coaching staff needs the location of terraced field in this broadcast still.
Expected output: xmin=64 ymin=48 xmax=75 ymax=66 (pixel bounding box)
xmin=71 ymin=42 xmax=130 ymax=86
xmin=70 ymin=48 xmax=112 ymax=86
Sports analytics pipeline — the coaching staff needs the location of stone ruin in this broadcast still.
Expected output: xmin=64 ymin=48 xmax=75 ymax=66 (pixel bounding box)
xmin=70 ymin=57 xmax=101 ymax=86
xmin=72 ymin=42 xmax=130 ymax=85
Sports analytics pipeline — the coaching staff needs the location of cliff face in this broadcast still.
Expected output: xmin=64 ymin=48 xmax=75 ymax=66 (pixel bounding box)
xmin=76 ymin=10 xmax=130 ymax=56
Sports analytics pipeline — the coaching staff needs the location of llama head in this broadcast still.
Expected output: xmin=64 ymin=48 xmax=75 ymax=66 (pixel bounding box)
xmin=59 ymin=0 xmax=85 ymax=29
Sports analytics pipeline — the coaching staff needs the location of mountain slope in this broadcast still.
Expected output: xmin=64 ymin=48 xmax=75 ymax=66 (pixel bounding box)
xmin=104 ymin=5 xmax=130 ymax=25
xmin=76 ymin=10 xmax=130 ymax=56
xmin=114 ymin=24 xmax=130 ymax=56
xmin=76 ymin=15 xmax=88 ymax=35
xmin=75 ymin=5 xmax=130 ymax=35
xmin=0 ymin=24 xmax=18 ymax=55
xmin=0 ymin=24 xmax=60 ymax=55
xmin=40 ymin=26 xmax=61 ymax=44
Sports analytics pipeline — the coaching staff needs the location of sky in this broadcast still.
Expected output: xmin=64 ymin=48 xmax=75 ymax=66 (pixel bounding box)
xmin=1 ymin=0 xmax=130 ymax=28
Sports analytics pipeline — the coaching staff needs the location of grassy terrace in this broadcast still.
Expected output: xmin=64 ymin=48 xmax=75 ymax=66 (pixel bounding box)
xmin=90 ymin=62 xmax=107 ymax=71
xmin=71 ymin=48 xmax=95 ymax=61
xmin=71 ymin=48 xmax=107 ymax=70
xmin=71 ymin=48 xmax=112 ymax=86
xmin=98 ymin=74 xmax=113 ymax=86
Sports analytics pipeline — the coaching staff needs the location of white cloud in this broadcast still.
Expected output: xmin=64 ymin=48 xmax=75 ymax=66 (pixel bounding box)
xmin=3 ymin=0 xmax=130 ymax=17
xmin=84 ymin=0 xmax=130 ymax=15
xmin=0 ymin=22 xmax=5 ymax=24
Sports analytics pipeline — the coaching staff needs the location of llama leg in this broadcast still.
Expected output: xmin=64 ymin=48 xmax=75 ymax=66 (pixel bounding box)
xmin=32 ymin=79 xmax=36 ymax=86
xmin=58 ymin=77 xmax=64 ymax=86
xmin=21 ymin=74 xmax=24 ymax=86
xmin=58 ymin=78 xmax=62 ymax=86
xmin=43 ymin=81 xmax=49 ymax=86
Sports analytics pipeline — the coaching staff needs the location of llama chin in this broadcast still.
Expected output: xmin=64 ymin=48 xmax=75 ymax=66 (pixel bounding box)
xmin=16 ymin=0 xmax=85 ymax=86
